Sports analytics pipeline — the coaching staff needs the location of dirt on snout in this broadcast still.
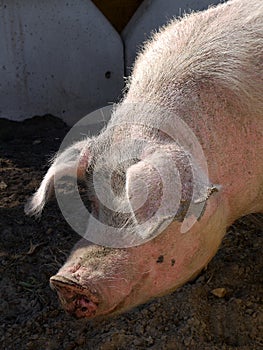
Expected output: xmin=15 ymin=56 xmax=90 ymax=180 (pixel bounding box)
xmin=0 ymin=116 xmax=262 ymax=350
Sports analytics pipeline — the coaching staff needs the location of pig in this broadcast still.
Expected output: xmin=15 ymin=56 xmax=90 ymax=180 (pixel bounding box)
xmin=25 ymin=0 xmax=263 ymax=319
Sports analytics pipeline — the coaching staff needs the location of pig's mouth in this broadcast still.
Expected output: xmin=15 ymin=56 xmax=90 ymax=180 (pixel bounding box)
xmin=50 ymin=275 xmax=128 ymax=319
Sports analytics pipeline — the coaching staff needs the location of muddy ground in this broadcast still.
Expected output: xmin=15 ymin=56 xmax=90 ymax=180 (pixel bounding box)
xmin=0 ymin=116 xmax=262 ymax=350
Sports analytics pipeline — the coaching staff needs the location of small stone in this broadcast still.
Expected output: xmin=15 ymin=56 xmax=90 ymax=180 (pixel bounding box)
xmin=246 ymin=308 xmax=254 ymax=315
xmin=0 ymin=181 xmax=7 ymax=190
xmin=234 ymin=298 xmax=243 ymax=304
xmin=146 ymin=336 xmax=154 ymax=345
xmin=211 ymin=287 xmax=227 ymax=298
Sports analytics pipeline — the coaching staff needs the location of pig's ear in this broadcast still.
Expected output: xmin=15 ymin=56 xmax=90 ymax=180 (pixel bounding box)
xmin=25 ymin=139 xmax=92 ymax=217
xmin=125 ymin=160 xmax=164 ymax=226
xmin=125 ymin=148 xmax=181 ymax=240
xmin=125 ymin=145 xmax=220 ymax=239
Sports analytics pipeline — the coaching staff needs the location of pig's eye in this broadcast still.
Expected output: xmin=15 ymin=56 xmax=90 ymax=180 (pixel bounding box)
xmin=110 ymin=158 xmax=139 ymax=197
xmin=111 ymin=169 xmax=126 ymax=197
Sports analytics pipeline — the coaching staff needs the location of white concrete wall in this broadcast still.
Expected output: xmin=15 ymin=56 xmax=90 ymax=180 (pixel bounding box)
xmin=0 ymin=0 xmax=124 ymax=125
xmin=0 ymin=0 xmax=224 ymax=125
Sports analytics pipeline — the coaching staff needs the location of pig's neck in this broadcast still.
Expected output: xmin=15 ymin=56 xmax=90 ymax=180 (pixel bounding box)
xmin=171 ymin=89 xmax=263 ymax=223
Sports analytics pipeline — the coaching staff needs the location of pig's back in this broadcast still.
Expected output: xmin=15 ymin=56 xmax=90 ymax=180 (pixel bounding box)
xmin=127 ymin=0 xmax=263 ymax=120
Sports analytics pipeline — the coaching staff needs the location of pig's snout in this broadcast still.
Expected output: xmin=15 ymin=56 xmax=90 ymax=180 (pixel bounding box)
xmin=50 ymin=275 xmax=99 ymax=318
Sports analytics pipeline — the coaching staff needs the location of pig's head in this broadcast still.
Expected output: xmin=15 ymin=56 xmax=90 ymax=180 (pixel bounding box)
xmin=25 ymin=130 xmax=224 ymax=319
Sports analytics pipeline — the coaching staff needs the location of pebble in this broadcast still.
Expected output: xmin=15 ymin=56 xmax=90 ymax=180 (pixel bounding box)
xmin=0 ymin=181 xmax=7 ymax=190
xmin=46 ymin=228 xmax=53 ymax=234
xmin=211 ymin=288 xmax=227 ymax=298
xmin=33 ymin=139 xmax=41 ymax=145
xmin=246 ymin=308 xmax=254 ymax=315
xmin=147 ymin=336 xmax=154 ymax=345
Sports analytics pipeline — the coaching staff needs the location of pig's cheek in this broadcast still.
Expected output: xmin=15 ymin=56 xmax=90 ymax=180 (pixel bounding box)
xmin=128 ymin=224 xmax=204 ymax=300
xmin=151 ymin=246 xmax=200 ymax=294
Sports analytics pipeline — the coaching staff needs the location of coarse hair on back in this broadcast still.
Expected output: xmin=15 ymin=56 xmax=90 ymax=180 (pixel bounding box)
xmin=126 ymin=0 xmax=263 ymax=117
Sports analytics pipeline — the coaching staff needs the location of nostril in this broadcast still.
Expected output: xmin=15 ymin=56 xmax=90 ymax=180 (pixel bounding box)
xmin=75 ymin=296 xmax=98 ymax=317
xmin=49 ymin=275 xmax=99 ymax=318
xmin=77 ymin=296 xmax=91 ymax=308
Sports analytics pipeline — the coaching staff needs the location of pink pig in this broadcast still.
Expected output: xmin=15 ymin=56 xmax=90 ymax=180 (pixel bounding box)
xmin=26 ymin=0 xmax=263 ymax=319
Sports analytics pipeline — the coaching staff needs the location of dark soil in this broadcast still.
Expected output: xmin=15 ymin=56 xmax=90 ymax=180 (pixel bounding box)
xmin=0 ymin=116 xmax=262 ymax=350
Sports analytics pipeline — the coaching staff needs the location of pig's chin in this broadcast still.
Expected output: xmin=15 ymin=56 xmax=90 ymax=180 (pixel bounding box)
xmin=49 ymin=274 xmax=138 ymax=319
